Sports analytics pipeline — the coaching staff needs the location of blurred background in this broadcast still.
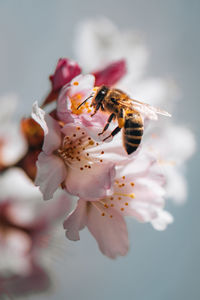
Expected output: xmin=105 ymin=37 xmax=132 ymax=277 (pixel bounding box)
xmin=0 ymin=0 xmax=199 ymax=299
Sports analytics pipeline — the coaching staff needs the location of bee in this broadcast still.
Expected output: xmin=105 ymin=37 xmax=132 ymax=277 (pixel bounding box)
xmin=77 ymin=86 xmax=171 ymax=155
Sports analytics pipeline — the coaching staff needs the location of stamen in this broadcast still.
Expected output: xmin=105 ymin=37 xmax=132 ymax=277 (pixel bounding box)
xmin=92 ymin=202 xmax=106 ymax=217
xmin=115 ymin=192 xmax=135 ymax=199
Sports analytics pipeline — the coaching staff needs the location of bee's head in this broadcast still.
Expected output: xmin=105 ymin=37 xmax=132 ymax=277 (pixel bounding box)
xmin=93 ymin=86 xmax=109 ymax=106
xmin=77 ymin=85 xmax=109 ymax=113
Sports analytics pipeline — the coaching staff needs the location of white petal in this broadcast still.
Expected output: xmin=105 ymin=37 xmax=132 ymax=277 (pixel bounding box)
xmin=63 ymin=199 xmax=87 ymax=241
xmin=0 ymin=124 xmax=27 ymax=165
xmin=32 ymin=102 xmax=61 ymax=155
xmin=151 ymin=210 xmax=174 ymax=231
xmin=32 ymin=102 xmax=48 ymax=134
xmin=35 ymin=152 xmax=67 ymax=200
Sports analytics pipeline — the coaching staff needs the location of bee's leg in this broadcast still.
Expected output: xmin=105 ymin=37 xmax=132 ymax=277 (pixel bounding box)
xmin=91 ymin=102 xmax=102 ymax=117
xmin=98 ymin=113 xmax=115 ymax=136
xmin=103 ymin=126 xmax=121 ymax=141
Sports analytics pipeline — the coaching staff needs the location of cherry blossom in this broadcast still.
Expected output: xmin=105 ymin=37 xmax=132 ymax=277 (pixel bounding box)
xmin=64 ymin=150 xmax=173 ymax=258
xmin=0 ymin=168 xmax=70 ymax=296
xmin=32 ymin=102 xmax=115 ymax=201
xmin=146 ymin=123 xmax=196 ymax=203
xmin=74 ymin=18 xmax=196 ymax=206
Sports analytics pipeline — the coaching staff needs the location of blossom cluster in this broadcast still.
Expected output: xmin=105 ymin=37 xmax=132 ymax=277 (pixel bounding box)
xmin=32 ymin=57 xmax=175 ymax=259
xmin=0 ymin=18 xmax=195 ymax=297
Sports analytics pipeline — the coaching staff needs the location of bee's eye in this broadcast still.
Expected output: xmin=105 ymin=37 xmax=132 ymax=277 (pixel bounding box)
xmin=111 ymin=98 xmax=116 ymax=103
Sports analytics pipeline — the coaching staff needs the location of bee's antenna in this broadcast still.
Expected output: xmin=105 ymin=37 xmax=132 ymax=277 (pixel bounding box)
xmin=77 ymin=94 xmax=94 ymax=110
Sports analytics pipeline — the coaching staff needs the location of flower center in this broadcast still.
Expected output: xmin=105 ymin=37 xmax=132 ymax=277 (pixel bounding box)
xmin=70 ymin=96 xmax=92 ymax=115
xmin=91 ymin=176 xmax=135 ymax=218
xmin=57 ymin=127 xmax=105 ymax=171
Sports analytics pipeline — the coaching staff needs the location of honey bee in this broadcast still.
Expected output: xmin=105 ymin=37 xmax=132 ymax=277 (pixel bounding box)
xmin=78 ymin=86 xmax=171 ymax=155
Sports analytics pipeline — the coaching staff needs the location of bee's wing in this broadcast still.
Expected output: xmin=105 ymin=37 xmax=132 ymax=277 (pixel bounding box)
xmin=119 ymin=98 xmax=171 ymax=120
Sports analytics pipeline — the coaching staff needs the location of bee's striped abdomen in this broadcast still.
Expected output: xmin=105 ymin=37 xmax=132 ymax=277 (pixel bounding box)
xmin=123 ymin=114 xmax=143 ymax=155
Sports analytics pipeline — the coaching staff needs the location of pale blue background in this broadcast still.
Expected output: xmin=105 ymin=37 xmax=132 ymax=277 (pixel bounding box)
xmin=0 ymin=1 xmax=199 ymax=300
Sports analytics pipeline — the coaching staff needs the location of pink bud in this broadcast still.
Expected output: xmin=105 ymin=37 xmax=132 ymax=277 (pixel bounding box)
xmin=93 ymin=59 xmax=126 ymax=86
xmin=49 ymin=58 xmax=81 ymax=91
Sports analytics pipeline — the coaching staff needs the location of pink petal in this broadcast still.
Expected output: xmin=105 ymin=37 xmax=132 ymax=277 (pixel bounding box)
xmin=57 ymin=85 xmax=75 ymax=123
xmin=87 ymin=201 xmax=129 ymax=258
xmin=63 ymin=199 xmax=87 ymax=241
xmin=69 ymin=74 xmax=95 ymax=98
xmin=57 ymin=74 xmax=95 ymax=123
xmin=65 ymin=162 xmax=115 ymax=200
xmin=35 ymin=152 xmax=67 ymax=200
xmin=93 ymin=59 xmax=127 ymax=86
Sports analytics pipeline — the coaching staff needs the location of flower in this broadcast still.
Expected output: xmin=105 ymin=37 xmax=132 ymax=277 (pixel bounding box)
xmin=64 ymin=151 xmax=173 ymax=258
xmin=0 ymin=168 xmax=70 ymax=296
xmin=32 ymin=102 xmax=116 ymax=201
xmin=146 ymin=123 xmax=196 ymax=203
xmin=75 ymin=18 xmax=175 ymax=109
xmin=74 ymin=17 xmax=196 ymax=205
